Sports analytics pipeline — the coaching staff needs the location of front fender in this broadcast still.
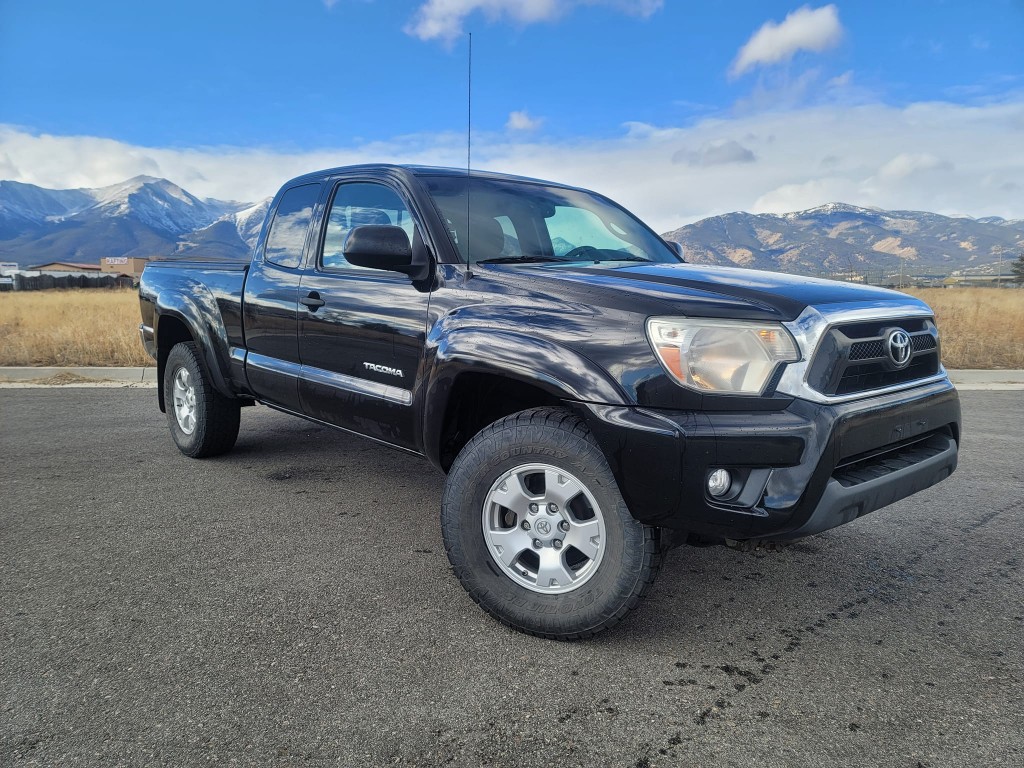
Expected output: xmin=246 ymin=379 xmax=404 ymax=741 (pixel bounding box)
xmin=155 ymin=285 xmax=234 ymax=398
xmin=420 ymin=327 xmax=627 ymax=466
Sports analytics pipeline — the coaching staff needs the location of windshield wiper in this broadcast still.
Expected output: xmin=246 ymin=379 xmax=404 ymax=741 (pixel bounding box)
xmin=476 ymin=255 xmax=566 ymax=264
xmin=590 ymin=255 xmax=651 ymax=263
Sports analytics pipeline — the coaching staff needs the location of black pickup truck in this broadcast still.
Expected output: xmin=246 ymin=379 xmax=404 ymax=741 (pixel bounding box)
xmin=139 ymin=164 xmax=961 ymax=639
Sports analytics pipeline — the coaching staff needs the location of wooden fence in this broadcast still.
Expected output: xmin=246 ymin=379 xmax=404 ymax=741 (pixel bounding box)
xmin=0 ymin=274 xmax=135 ymax=292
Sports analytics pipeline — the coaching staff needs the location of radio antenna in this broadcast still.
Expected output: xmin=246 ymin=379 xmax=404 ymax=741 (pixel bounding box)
xmin=465 ymin=31 xmax=474 ymax=279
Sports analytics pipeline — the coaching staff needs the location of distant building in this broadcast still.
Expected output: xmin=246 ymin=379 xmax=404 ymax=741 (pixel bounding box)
xmin=28 ymin=262 xmax=103 ymax=277
xmin=100 ymin=256 xmax=149 ymax=278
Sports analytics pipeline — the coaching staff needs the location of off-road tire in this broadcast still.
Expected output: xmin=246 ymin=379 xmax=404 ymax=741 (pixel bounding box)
xmin=164 ymin=341 xmax=240 ymax=458
xmin=441 ymin=407 xmax=662 ymax=640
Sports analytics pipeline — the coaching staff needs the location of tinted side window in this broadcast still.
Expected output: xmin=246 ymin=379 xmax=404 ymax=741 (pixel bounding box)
xmin=264 ymin=184 xmax=320 ymax=269
xmin=321 ymin=183 xmax=416 ymax=270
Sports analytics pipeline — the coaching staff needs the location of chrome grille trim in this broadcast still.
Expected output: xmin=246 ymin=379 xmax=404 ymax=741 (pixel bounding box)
xmin=777 ymin=301 xmax=949 ymax=404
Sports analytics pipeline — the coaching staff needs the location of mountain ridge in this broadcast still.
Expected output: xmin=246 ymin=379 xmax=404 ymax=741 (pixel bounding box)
xmin=662 ymin=202 xmax=1023 ymax=278
xmin=1 ymin=177 xmax=1020 ymax=276
xmin=0 ymin=176 xmax=263 ymax=265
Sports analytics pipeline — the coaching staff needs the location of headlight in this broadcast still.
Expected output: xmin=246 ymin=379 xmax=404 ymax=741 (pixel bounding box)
xmin=646 ymin=317 xmax=800 ymax=395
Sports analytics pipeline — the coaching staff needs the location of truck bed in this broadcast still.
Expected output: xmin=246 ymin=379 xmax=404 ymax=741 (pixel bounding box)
xmin=138 ymin=259 xmax=251 ymax=401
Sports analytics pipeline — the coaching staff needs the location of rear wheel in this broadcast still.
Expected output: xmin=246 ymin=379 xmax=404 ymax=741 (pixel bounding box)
xmin=164 ymin=341 xmax=240 ymax=458
xmin=441 ymin=407 xmax=662 ymax=639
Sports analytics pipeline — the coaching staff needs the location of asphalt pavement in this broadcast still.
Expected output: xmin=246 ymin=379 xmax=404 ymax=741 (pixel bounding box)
xmin=1 ymin=389 xmax=1021 ymax=767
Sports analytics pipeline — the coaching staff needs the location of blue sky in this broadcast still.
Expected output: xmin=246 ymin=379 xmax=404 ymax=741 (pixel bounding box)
xmin=1 ymin=1 xmax=1022 ymax=227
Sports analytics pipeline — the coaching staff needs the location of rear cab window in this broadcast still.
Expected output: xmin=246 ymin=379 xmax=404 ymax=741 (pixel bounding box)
xmin=264 ymin=183 xmax=321 ymax=269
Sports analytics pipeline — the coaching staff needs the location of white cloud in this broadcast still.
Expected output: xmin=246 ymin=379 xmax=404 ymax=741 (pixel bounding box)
xmin=752 ymin=177 xmax=860 ymax=213
xmin=876 ymin=152 xmax=952 ymax=180
xmin=673 ymin=139 xmax=756 ymax=167
xmin=730 ymin=4 xmax=843 ymax=78
xmin=506 ymin=110 xmax=543 ymax=131
xmin=827 ymin=70 xmax=853 ymax=88
xmin=405 ymin=0 xmax=662 ymax=43
xmin=3 ymin=99 xmax=1023 ymax=231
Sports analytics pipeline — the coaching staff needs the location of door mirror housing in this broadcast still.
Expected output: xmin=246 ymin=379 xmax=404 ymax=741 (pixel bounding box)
xmin=343 ymin=225 xmax=424 ymax=277
xmin=665 ymin=240 xmax=686 ymax=261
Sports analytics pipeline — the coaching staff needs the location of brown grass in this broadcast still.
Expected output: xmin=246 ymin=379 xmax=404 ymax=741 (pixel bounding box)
xmin=0 ymin=289 xmax=154 ymax=367
xmin=0 ymin=286 xmax=1021 ymax=370
xmin=904 ymin=288 xmax=1024 ymax=370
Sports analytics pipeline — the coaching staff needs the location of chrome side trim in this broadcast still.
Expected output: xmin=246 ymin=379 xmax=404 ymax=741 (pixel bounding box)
xmin=777 ymin=300 xmax=948 ymax=405
xmin=246 ymin=352 xmax=412 ymax=405
xmin=246 ymin=352 xmax=301 ymax=379
xmin=301 ymin=364 xmax=413 ymax=406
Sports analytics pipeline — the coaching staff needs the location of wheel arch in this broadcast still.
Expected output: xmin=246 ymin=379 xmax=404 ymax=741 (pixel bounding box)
xmin=421 ymin=329 xmax=627 ymax=471
xmin=154 ymin=289 xmax=234 ymax=412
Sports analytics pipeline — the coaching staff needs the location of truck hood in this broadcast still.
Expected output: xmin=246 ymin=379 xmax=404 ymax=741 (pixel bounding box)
xmin=522 ymin=262 xmax=925 ymax=322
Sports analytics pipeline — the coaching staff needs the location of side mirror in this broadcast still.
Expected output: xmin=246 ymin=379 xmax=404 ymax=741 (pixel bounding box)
xmin=665 ymin=240 xmax=685 ymax=261
xmin=344 ymin=225 xmax=415 ymax=273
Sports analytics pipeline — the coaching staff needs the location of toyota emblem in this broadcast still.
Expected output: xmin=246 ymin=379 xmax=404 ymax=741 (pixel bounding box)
xmin=886 ymin=329 xmax=912 ymax=368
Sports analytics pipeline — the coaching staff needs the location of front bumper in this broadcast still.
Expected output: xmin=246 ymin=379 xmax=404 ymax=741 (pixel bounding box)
xmin=576 ymin=378 xmax=961 ymax=542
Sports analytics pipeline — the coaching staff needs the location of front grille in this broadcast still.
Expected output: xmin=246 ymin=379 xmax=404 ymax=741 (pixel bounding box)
xmin=849 ymin=333 xmax=937 ymax=363
xmin=833 ymin=357 xmax=939 ymax=395
xmin=912 ymin=335 xmax=937 ymax=352
xmin=806 ymin=317 xmax=941 ymax=397
xmin=848 ymin=339 xmax=885 ymax=361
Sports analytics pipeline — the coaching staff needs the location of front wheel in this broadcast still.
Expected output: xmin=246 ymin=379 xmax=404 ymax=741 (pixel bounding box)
xmin=441 ymin=407 xmax=662 ymax=640
xmin=163 ymin=341 xmax=240 ymax=458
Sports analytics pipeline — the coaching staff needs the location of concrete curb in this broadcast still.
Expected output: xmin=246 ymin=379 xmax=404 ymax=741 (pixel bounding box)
xmin=948 ymin=369 xmax=1024 ymax=390
xmin=0 ymin=367 xmax=158 ymax=388
xmin=0 ymin=366 xmax=1022 ymax=390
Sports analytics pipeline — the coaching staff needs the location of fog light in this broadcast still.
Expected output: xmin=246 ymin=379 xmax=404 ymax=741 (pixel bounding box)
xmin=707 ymin=469 xmax=732 ymax=498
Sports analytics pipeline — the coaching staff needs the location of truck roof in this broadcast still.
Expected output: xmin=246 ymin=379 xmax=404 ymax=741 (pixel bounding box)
xmin=281 ymin=164 xmax=578 ymax=192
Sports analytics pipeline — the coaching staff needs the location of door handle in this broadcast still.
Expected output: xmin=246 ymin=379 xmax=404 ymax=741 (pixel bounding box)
xmin=300 ymin=292 xmax=326 ymax=310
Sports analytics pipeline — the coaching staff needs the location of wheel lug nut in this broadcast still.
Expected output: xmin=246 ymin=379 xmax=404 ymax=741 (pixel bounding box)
xmin=553 ymin=539 xmax=563 ymax=550
xmin=521 ymin=521 xmax=531 ymax=531
xmin=532 ymin=539 xmax=543 ymax=549
xmin=529 ymin=503 xmax=539 ymax=514
xmin=558 ymin=521 xmax=570 ymax=532
xmin=547 ymin=503 xmax=558 ymax=514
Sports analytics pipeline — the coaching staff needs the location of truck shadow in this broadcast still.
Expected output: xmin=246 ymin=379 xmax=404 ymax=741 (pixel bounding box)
xmin=217 ymin=403 xmax=951 ymax=653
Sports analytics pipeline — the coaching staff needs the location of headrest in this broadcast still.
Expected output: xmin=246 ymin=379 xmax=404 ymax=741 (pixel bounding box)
xmin=471 ymin=216 xmax=505 ymax=259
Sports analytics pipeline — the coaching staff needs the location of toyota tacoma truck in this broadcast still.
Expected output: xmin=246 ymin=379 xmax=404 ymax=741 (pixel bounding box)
xmin=139 ymin=165 xmax=961 ymax=639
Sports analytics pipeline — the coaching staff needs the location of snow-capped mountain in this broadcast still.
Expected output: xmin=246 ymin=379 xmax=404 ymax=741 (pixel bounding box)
xmin=174 ymin=198 xmax=272 ymax=260
xmin=2 ymin=176 xmax=1022 ymax=277
xmin=83 ymin=176 xmax=236 ymax=235
xmin=0 ymin=176 xmax=254 ymax=265
xmin=0 ymin=180 xmax=95 ymax=231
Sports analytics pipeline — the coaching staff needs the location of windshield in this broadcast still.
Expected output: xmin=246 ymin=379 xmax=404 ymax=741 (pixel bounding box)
xmin=421 ymin=175 xmax=681 ymax=266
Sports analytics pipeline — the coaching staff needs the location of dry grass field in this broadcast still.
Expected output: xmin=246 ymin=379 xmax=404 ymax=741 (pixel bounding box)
xmin=0 ymin=289 xmax=154 ymax=367
xmin=906 ymin=288 xmax=1024 ymax=369
xmin=0 ymin=286 xmax=1021 ymax=369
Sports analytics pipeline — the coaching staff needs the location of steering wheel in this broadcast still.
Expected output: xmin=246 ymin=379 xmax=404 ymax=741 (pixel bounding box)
xmin=561 ymin=245 xmax=600 ymax=261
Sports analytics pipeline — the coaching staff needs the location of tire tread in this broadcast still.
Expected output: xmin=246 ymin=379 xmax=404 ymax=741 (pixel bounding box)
xmin=165 ymin=341 xmax=240 ymax=458
xmin=442 ymin=406 xmax=662 ymax=640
